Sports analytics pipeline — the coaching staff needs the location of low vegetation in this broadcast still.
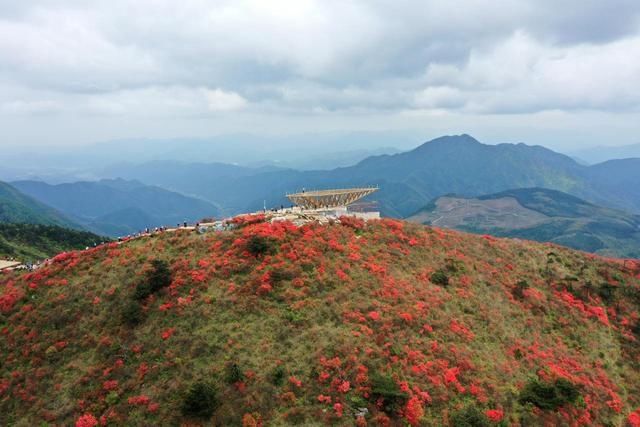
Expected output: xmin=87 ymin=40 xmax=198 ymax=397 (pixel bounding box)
xmin=1 ymin=216 xmax=639 ymax=425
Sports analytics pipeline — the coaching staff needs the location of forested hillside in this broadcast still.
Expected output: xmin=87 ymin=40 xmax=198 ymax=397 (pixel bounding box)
xmin=0 ymin=223 xmax=106 ymax=261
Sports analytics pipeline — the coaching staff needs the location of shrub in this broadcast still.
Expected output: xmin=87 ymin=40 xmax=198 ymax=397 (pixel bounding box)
xmin=181 ymin=381 xmax=218 ymax=419
xmin=270 ymin=365 xmax=286 ymax=386
xmin=512 ymin=280 xmax=529 ymax=300
xmin=431 ymin=269 xmax=449 ymax=287
xmin=369 ymin=373 xmax=408 ymax=414
xmin=270 ymin=267 xmax=295 ymax=283
xmin=518 ymin=378 xmax=580 ymax=410
xmin=134 ymin=259 xmax=172 ymax=301
xmin=146 ymin=259 xmax=172 ymax=292
xmin=133 ymin=282 xmax=153 ymax=301
xmin=450 ymin=405 xmax=490 ymax=427
xmin=596 ymin=282 xmax=617 ymax=305
xmin=632 ymin=321 xmax=640 ymax=339
xmin=122 ymin=300 xmax=144 ymax=325
xmin=225 ymin=362 xmax=244 ymax=384
xmin=247 ymin=235 xmax=276 ymax=256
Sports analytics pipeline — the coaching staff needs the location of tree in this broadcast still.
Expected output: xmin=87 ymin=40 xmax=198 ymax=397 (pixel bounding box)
xmin=182 ymin=382 xmax=218 ymax=419
xmin=519 ymin=378 xmax=580 ymax=410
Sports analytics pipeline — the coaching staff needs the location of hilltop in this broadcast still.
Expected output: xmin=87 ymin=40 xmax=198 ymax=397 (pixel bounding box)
xmin=408 ymin=188 xmax=640 ymax=258
xmin=1 ymin=217 xmax=640 ymax=426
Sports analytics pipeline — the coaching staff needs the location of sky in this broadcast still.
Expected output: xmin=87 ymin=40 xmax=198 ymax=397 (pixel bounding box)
xmin=1 ymin=0 xmax=640 ymax=151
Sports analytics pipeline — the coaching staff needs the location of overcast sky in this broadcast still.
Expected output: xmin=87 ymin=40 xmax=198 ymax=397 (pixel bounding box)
xmin=1 ymin=0 xmax=640 ymax=150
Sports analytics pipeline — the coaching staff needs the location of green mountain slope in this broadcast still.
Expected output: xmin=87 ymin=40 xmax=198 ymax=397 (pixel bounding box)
xmin=11 ymin=179 xmax=220 ymax=237
xmin=407 ymin=188 xmax=640 ymax=257
xmin=0 ymin=181 xmax=78 ymax=228
xmin=0 ymin=223 xmax=107 ymax=261
xmin=1 ymin=217 xmax=639 ymax=425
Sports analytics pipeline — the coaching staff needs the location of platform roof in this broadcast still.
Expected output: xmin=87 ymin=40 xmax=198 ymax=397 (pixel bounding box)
xmin=286 ymin=187 xmax=378 ymax=209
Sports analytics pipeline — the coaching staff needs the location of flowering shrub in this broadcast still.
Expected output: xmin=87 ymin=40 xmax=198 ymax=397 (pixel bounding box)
xmin=75 ymin=413 xmax=98 ymax=427
xmin=404 ymin=396 xmax=424 ymax=426
xmin=128 ymin=395 xmax=151 ymax=405
xmin=160 ymin=328 xmax=175 ymax=340
xmin=485 ymin=409 xmax=504 ymax=422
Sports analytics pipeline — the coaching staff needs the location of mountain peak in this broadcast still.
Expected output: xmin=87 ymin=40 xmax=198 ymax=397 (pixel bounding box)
xmin=416 ymin=133 xmax=481 ymax=149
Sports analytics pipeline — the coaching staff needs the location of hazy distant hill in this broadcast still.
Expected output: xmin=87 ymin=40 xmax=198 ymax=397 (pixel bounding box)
xmin=581 ymin=158 xmax=640 ymax=213
xmin=218 ymin=134 xmax=640 ymax=217
xmin=408 ymin=188 xmax=640 ymax=257
xmin=11 ymin=179 xmax=219 ymax=236
xmin=0 ymin=132 xmax=414 ymax=177
xmin=570 ymin=142 xmax=640 ymax=164
xmin=0 ymin=181 xmax=78 ymax=228
xmin=100 ymin=135 xmax=595 ymax=218
xmin=100 ymin=161 xmax=284 ymax=216
xmin=15 ymin=135 xmax=640 ymax=224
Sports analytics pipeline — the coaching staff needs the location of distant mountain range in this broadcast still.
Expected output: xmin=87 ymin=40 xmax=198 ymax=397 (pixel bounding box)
xmin=0 ymin=132 xmax=414 ymax=180
xmin=0 ymin=181 xmax=78 ymax=228
xmin=407 ymin=188 xmax=640 ymax=257
xmin=570 ymin=142 xmax=640 ymax=164
xmin=11 ymin=179 xmax=219 ymax=237
xmin=99 ymin=134 xmax=640 ymax=218
xmin=4 ymin=134 xmax=640 ymax=251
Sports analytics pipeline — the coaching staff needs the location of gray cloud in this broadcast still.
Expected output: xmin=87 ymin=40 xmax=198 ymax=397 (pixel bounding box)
xmin=0 ymin=0 xmax=640 ymax=147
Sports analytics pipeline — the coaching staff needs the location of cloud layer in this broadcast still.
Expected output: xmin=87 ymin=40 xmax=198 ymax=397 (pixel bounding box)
xmin=1 ymin=1 xmax=640 ymax=146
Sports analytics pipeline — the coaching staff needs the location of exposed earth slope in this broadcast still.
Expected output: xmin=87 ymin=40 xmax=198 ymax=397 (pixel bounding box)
xmin=407 ymin=188 xmax=640 ymax=258
xmin=1 ymin=217 xmax=640 ymax=426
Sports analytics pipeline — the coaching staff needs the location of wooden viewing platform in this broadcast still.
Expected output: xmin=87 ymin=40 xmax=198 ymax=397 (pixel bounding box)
xmin=0 ymin=260 xmax=23 ymax=271
xmin=286 ymin=187 xmax=378 ymax=210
